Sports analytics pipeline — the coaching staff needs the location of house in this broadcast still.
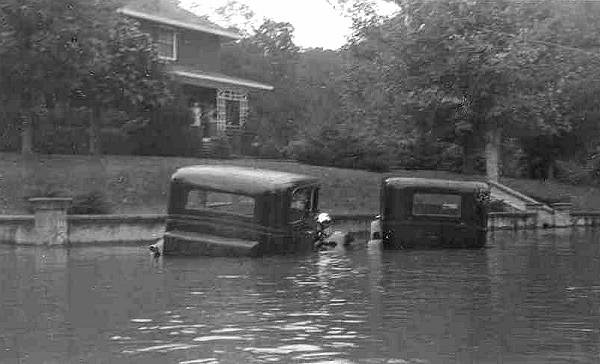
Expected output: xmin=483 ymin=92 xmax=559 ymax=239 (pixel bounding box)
xmin=117 ymin=0 xmax=273 ymax=153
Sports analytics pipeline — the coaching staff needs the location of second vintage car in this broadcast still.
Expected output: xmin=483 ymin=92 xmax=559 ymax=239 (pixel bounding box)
xmin=370 ymin=177 xmax=490 ymax=249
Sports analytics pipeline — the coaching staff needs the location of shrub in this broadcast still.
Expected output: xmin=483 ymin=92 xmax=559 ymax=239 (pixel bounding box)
xmin=555 ymin=160 xmax=591 ymax=185
xmin=24 ymin=185 xmax=71 ymax=214
xmin=289 ymin=126 xmax=392 ymax=172
xmin=0 ymin=116 xmax=20 ymax=152
xmin=25 ymin=185 xmax=70 ymax=199
xmin=128 ymin=104 xmax=196 ymax=157
xmin=68 ymin=191 xmax=111 ymax=215
xmin=101 ymin=128 xmax=134 ymax=155
xmin=400 ymin=138 xmax=463 ymax=172
xmin=257 ymin=141 xmax=282 ymax=159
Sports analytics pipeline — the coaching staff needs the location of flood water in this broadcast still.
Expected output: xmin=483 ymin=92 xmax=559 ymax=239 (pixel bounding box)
xmin=1 ymin=229 xmax=600 ymax=364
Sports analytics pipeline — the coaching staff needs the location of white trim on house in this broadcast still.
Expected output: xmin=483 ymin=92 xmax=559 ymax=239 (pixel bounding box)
xmin=172 ymin=69 xmax=274 ymax=91
xmin=117 ymin=8 xmax=242 ymax=40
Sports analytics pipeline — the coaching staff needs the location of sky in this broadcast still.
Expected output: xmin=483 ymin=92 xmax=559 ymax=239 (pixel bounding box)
xmin=180 ymin=0 xmax=399 ymax=50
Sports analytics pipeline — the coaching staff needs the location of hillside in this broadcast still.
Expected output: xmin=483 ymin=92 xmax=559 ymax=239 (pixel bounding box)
xmin=0 ymin=153 xmax=599 ymax=215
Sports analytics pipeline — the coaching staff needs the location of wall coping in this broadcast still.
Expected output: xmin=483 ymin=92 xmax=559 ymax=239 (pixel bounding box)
xmin=68 ymin=214 xmax=167 ymax=222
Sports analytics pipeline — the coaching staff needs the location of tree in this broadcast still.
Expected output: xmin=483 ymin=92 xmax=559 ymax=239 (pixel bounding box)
xmin=0 ymin=0 xmax=88 ymax=154
xmin=0 ymin=0 xmax=173 ymax=155
xmin=71 ymin=14 xmax=172 ymax=155
xmin=221 ymin=20 xmax=312 ymax=149
xmin=342 ymin=0 xmax=600 ymax=179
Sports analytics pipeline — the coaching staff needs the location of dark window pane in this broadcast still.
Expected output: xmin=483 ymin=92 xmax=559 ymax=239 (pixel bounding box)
xmin=225 ymin=100 xmax=240 ymax=125
xmin=185 ymin=190 xmax=254 ymax=216
xmin=413 ymin=193 xmax=461 ymax=217
xmin=290 ymin=187 xmax=312 ymax=221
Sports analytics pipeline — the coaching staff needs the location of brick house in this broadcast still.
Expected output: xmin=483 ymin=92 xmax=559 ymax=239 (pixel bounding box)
xmin=118 ymin=0 xmax=273 ymax=153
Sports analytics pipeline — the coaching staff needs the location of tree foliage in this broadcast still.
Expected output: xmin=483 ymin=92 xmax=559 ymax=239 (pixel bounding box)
xmin=339 ymin=0 xmax=600 ymax=176
xmin=221 ymin=19 xmax=344 ymax=153
xmin=0 ymin=0 xmax=172 ymax=154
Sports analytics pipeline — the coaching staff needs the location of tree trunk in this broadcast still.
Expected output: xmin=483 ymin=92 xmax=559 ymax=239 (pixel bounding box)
xmin=89 ymin=106 xmax=101 ymax=155
xmin=21 ymin=115 xmax=33 ymax=155
xmin=485 ymin=127 xmax=501 ymax=182
xmin=462 ymin=134 xmax=477 ymax=175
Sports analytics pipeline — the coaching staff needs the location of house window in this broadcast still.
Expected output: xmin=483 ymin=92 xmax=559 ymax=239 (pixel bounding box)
xmin=157 ymin=28 xmax=177 ymax=60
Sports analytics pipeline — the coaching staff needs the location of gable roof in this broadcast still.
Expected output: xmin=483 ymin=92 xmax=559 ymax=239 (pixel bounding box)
xmin=118 ymin=0 xmax=241 ymax=40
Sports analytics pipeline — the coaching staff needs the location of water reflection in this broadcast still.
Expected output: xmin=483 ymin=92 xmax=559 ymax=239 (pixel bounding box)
xmin=1 ymin=229 xmax=600 ymax=363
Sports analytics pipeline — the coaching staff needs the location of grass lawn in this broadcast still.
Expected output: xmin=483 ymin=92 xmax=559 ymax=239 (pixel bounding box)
xmin=1 ymin=152 xmax=600 ymax=215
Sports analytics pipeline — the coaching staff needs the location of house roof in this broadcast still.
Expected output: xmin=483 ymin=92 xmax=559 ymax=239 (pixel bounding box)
xmin=170 ymin=66 xmax=274 ymax=91
xmin=172 ymin=165 xmax=319 ymax=195
xmin=118 ymin=0 xmax=241 ymax=40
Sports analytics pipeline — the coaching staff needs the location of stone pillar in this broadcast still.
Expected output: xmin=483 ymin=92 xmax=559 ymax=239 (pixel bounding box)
xmin=485 ymin=127 xmax=501 ymax=182
xmin=551 ymin=202 xmax=573 ymax=228
xmin=28 ymin=197 xmax=72 ymax=246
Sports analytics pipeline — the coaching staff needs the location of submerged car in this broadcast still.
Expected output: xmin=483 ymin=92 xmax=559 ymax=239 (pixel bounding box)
xmin=370 ymin=177 xmax=490 ymax=249
xmin=161 ymin=165 xmax=327 ymax=257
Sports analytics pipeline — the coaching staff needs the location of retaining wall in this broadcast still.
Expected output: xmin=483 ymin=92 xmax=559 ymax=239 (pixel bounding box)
xmin=1 ymin=210 xmax=600 ymax=246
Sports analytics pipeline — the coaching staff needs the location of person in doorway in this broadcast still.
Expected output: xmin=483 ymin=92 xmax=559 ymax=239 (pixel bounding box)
xmin=191 ymin=102 xmax=202 ymax=128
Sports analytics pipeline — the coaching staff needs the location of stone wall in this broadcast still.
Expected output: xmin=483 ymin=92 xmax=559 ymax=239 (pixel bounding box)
xmin=68 ymin=215 xmax=165 ymax=245
xmin=1 ymin=204 xmax=600 ymax=247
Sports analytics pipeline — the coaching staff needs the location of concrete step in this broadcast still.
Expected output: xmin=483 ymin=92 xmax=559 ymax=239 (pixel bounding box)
xmin=488 ymin=180 xmax=571 ymax=228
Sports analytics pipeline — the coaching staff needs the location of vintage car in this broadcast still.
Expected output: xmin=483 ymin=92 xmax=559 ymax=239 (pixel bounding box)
xmin=370 ymin=177 xmax=490 ymax=249
xmin=160 ymin=165 xmax=327 ymax=257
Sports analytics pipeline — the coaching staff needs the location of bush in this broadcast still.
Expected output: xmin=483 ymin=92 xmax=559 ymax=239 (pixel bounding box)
xmin=101 ymin=128 xmax=134 ymax=155
xmin=288 ymin=126 xmax=392 ymax=172
xmin=34 ymin=124 xmax=89 ymax=154
xmin=401 ymin=138 xmax=463 ymax=172
xmin=68 ymin=191 xmax=111 ymax=215
xmin=128 ymin=105 xmax=197 ymax=157
xmin=25 ymin=184 xmax=70 ymax=199
xmin=555 ymin=160 xmax=591 ymax=185
xmin=258 ymin=140 xmax=284 ymax=159
xmin=0 ymin=115 xmax=20 ymax=152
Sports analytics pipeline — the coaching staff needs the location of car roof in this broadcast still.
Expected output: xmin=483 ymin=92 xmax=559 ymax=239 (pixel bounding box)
xmin=171 ymin=165 xmax=319 ymax=195
xmin=384 ymin=177 xmax=489 ymax=192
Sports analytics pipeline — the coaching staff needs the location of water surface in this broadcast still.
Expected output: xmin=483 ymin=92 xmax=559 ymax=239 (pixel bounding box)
xmin=1 ymin=229 xmax=600 ymax=363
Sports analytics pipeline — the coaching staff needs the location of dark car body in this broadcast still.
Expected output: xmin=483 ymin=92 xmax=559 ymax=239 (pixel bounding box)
xmin=376 ymin=177 xmax=489 ymax=249
xmin=163 ymin=165 xmax=321 ymax=256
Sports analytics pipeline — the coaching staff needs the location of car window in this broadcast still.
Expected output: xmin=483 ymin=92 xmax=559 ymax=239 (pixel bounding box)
xmin=413 ymin=193 xmax=461 ymax=217
xmin=185 ymin=189 xmax=255 ymax=216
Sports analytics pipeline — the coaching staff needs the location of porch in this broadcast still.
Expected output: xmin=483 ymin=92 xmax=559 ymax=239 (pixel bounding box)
xmin=170 ymin=66 xmax=273 ymax=156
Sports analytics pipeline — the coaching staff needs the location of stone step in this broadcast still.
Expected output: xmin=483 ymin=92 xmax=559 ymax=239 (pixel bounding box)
xmin=488 ymin=180 xmax=572 ymax=228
